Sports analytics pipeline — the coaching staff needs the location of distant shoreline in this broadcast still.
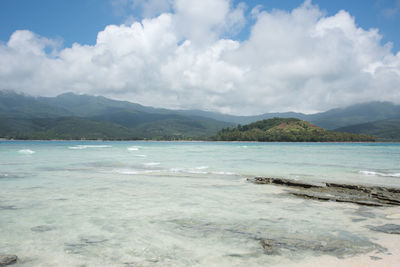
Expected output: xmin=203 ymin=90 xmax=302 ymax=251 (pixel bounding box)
xmin=1 ymin=139 xmax=399 ymax=143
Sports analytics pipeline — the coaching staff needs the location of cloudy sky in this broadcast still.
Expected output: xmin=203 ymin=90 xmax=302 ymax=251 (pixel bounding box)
xmin=1 ymin=0 xmax=400 ymax=114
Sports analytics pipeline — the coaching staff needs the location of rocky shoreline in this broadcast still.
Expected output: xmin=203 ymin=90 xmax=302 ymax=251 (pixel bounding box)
xmin=248 ymin=177 xmax=400 ymax=258
xmin=248 ymin=177 xmax=400 ymax=207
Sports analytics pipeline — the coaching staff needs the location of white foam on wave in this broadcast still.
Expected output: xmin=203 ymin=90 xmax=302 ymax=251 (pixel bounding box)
xmin=170 ymin=168 xmax=184 ymax=173
xmin=194 ymin=166 xmax=209 ymax=170
xmin=359 ymin=170 xmax=400 ymax=178
xmin=69 ymin=145 xmax=112 ymax=150
xmin=211 ymin=171 xmax=236 ymax=175
xmin=169 ymin=167 xmax=235 ymax=176
xmin=127 ymin=147 xmax=140 ymax=151
xmin=0 ymin=173 xmax=9 ymax=177
xmin=115 ymin=169 xmax=139 ymax=175
xmin=135 ymin=154 xmax=147 ymax=158
xmin=188 ymin=170 xmax=208 ymax=174
xmin=114 ymin=169 xmax=161 ymax=175
xmin=143 ymin=162 xmax=160 ymax=167
xmin=18 ymin=149 xmax=35 ymax=154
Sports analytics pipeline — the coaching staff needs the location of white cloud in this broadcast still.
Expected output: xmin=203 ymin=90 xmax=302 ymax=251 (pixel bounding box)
xmin=0 ymin=0 xmax=400 ymax=115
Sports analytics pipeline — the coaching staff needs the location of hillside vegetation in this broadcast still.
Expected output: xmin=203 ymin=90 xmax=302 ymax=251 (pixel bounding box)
xmin=335 ymin=118 xmax=400 ymax=141
xmin=0 ymin=91 xmax=232 ymax=140
xmin=216 ymin=118 xmax=375 ymax=142
xmin=1 ymin=90 xmax=399 ymax=140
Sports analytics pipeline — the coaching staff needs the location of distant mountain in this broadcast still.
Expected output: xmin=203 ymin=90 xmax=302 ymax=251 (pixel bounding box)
xmin=1 ymin=90 xmax=400 ymax=140
xmin=308 ymin=102 xmax=400 ymax=130
xmin=0 ymin=90 xmax=71 ymax=118
xmin=0 ymin=90 xmax=233 ymax=140
xmin=171 ymin=109 xmax=309 ymax=125
xmin=171 ymin=102 xmax=400 ymax=130
xmin=335 ymin=118 xmax=400 ymax=141
xmin=216 ymin=118 xmax=375 ymax=142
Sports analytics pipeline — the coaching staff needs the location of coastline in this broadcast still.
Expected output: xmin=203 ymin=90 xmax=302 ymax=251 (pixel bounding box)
xmin=2 ymin=138 xmax=400 ymax=143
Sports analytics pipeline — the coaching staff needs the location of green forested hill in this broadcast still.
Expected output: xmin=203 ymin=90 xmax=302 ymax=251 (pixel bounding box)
xmin=1 ymin=90 xmax=399 ymax=140
xmin=308 ymin=102 xmax=400 ymax=130
xmin=0 ymin=116 xmax=232 ymax=140
xmin=216 ymin=118 xmax=375 ymax=142
xmin=0 ymin=117 xmax=137 ymax=140
xmin=335 ymin=118 xmax=400 ymax=141
xmin=0 ymin=91 xmax=233 ymax=140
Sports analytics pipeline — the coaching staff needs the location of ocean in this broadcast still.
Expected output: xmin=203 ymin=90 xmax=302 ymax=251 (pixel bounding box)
xmin=1 ymin=141 xmax=399 ymax=266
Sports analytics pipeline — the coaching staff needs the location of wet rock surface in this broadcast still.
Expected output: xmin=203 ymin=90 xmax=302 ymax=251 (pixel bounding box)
xmin=249 ymin=177 xmax=400 ymax=207
xmin=260 ymin=235 xmax=386 ymax=258
xmin=0 ymin=255 xmax=17 ymax=266
xmin=367 ymin=224 xmax=400 ymax=234
xmin=31 ymin=225 xmax=55 ymax=232
xmin=64 ymin=235 xmax=109 ymax=254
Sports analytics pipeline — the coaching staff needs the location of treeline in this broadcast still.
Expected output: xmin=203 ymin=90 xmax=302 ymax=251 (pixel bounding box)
xmin=216 ymin=118 xmax=376 ymax=142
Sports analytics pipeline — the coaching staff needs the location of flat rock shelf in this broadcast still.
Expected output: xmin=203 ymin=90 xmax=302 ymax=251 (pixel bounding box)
xmin=248 ymin=177 xmax=400 ymax=207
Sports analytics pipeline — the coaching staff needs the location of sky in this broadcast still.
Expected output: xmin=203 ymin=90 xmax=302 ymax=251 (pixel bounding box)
xmin=0 ymin=0 xmax=400 ymax=114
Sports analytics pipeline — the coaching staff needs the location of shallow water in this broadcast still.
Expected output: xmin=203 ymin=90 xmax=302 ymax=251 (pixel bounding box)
xmin=1 ymin=141 xmax=400 ymax=266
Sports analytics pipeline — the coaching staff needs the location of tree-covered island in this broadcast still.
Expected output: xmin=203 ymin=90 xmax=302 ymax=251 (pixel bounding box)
xmin=216 ymin=118 xmax=375 ymax=142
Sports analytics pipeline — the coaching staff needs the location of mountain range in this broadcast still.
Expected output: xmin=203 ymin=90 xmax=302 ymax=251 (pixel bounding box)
xmin=1 ymin=90 xmax=400 ymax=140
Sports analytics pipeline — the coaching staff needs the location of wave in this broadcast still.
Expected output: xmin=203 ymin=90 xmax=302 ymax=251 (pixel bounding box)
xmin=114 ymin=169 xmax=161 ymax=175
xmin=169 ymin=167 xmax=236 ymax=176
xmin=68 ymin=145 xmax=112 ymax=150
xmin=211 ymin=171 xmax=236 ymax=175
xmin=134 ymin=154 xmax=147 ymax=157
xmin=127 ymin=147 xmax=140 ymax=151
xmin=359 ymin=170 xmax=400 ymax=178
xmin=187 ymin=170 xmax=208 ymax=174
xmin=194 ymin=166 xmax=209 ymax=170
xmin=143 ymin=162 xmax=160 ymax=167
xmin=114 ymin=169 xmax=139 ymax=175
xmin=18 ymin=149 xmax=35 ymax=154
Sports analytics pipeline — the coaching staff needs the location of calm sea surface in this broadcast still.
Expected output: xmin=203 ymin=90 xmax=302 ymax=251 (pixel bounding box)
xmin=1 ymin=141 xmax=400 ymax=266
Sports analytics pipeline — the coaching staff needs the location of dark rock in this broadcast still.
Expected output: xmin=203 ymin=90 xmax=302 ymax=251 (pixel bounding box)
xmin=370 ymin=256 xmax=382 ymax=261
xmin=0 ymin=206 xmax=17 ymax=210
xmin=64 ymin=235 xmax=108 ymax=254
xmin=367 ymin=224 xmax=400 ymax=234
xmin=31 ymin=225 xmax=55 ymax=232
xmin=0 ymin=255 xmax=17 ymax=266
xmin=251 ymin=177 xmax=321 ymax=188
xmin=261 ymin=239 xmax=281 ymax=255
xmin=290 ymin=192 xmax=384 ymax=207
xmin=354 ymin=208 xmax=376 ymax=218
xmin=352 ymin=218 xmax=367 ymax=222
xmin=248 ymin=177 xmax=400 ymax=207
xmin=260 ymin=236 xmax=385 ymax=258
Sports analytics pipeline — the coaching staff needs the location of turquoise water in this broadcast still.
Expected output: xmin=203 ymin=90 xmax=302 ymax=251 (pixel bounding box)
xmin=1 ymin=141 xmax=400 ymax=266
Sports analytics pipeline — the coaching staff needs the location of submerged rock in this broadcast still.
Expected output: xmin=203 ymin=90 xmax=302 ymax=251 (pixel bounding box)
xmin=248 ymin=177 xmax=400 ymax=207
xmin=0 ymin=255 xmax=17 ymax=266
xmin=354 ymin=208 xmax=376 ymax=218
xmin=0 ymin=206 xmax=17 ymax=211
xmin=64 ymin=235 xmax=109 ymax=254
xmin=31 ymin=225 xmax=55 ymax=232
xmin=367 ymin=224 xmax=400 ymax=234
xmin=260 ymin=235 xmax=386 ymax=258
